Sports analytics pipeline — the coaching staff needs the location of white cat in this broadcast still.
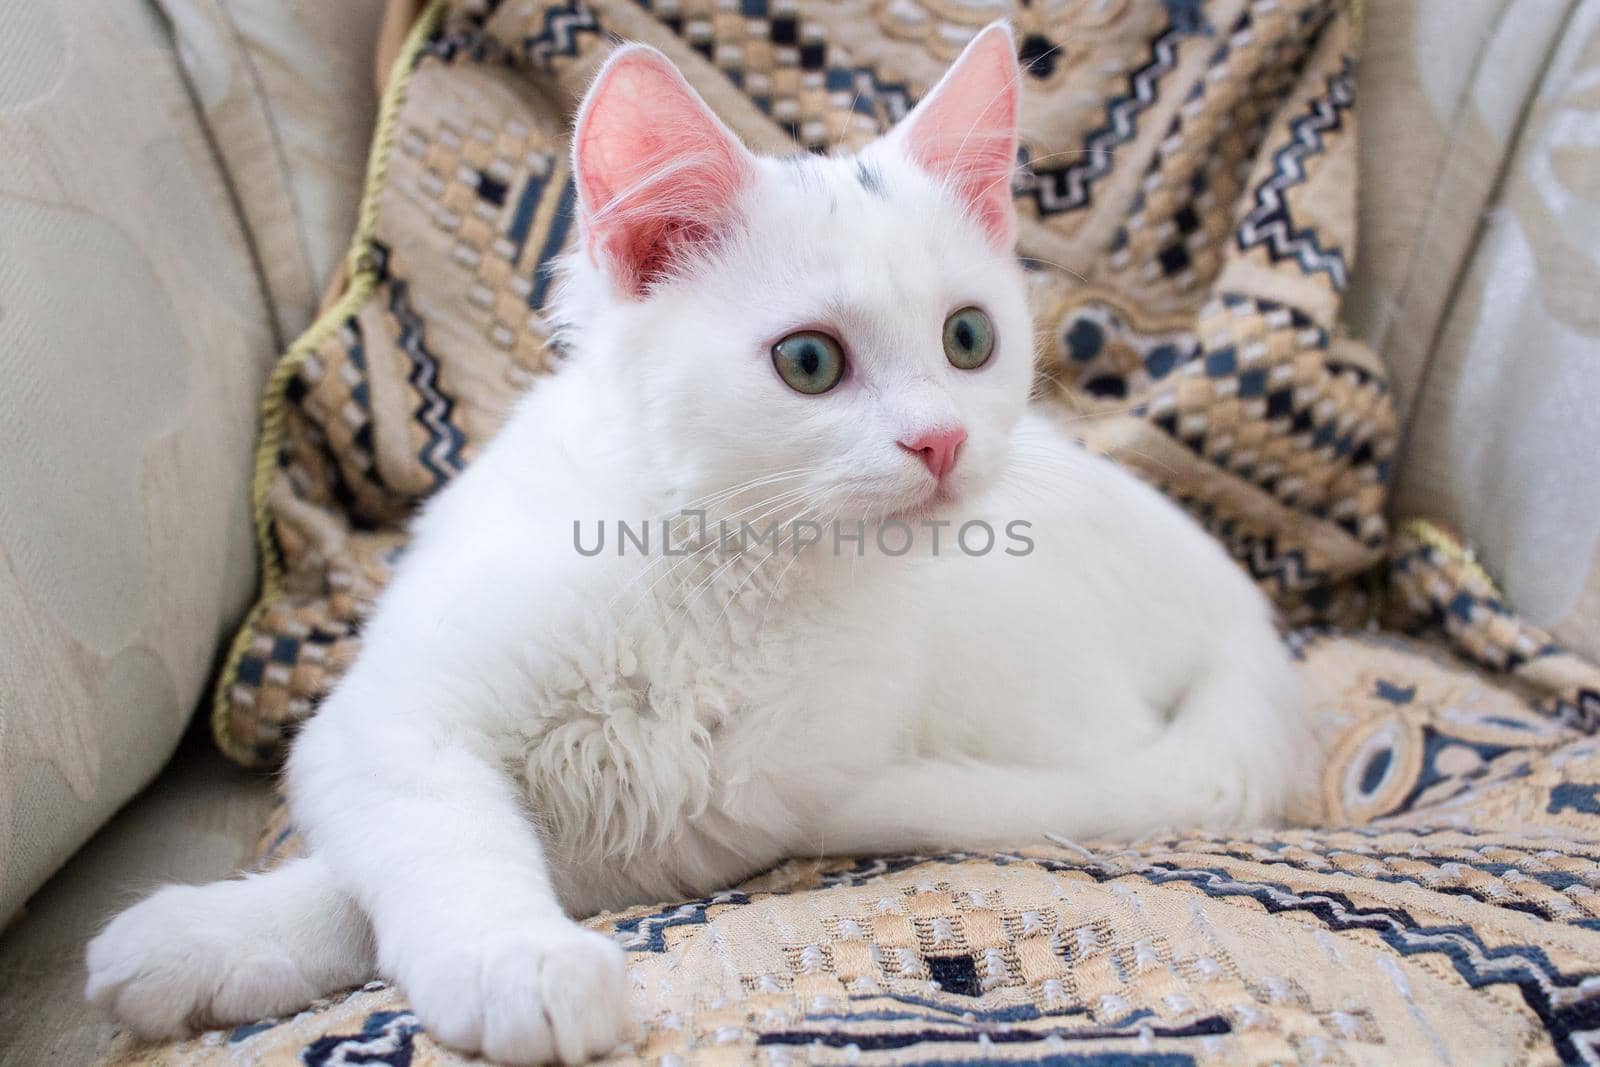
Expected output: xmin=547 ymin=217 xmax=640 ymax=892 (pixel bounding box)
xmin=87 ymin=24 xmax=1311 ymax=1066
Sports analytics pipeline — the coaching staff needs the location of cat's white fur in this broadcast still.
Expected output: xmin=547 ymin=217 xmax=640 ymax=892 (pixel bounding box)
xmin=87 ymin=25 xmax=1312 ymax=1066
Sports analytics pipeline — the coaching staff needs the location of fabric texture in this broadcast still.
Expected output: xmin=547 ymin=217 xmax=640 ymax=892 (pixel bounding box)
xmin=157 ymin=0 xmax=390 ymax=340
xmin=1340 ymin=0 xmax=1575 ymax=426
xmin=1385 ymin=0 xmax=1600 ymax=667
xmin=0 ymin=737 xmax=276 ymax=1066
xmin=210 ymin=0 xmax=1396 ymax=768
xmin=0 ymin=0 xmax=277 ymax=926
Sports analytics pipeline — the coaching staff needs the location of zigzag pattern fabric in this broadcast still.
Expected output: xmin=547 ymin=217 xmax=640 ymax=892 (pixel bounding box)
xmin=1021 ymin=24 xmax=1185 ymax=217
xmin=146 ymin=1 xmax=1600 ymax=1063
xmin=1236 ymin=58 xmax=1354 ymax=289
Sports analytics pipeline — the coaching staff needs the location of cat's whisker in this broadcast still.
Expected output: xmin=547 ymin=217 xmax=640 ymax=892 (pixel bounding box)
xmin=939 ymin=43 xmax=1023 ymax=203
xmin=755 ymin=493 xmax=851 ymax=639
xmin=688 ymin=467 xmax=811 ymax=502
xmin=1105 ymin=447 xmax=1182 ymax=479
xmin=621 ymin=485 xmax=817 ymax=623
xmin=711 ymin=497 xmax=822 ymax=631
xmin=667 ymin=486 xmax=822 ymax=620
xmin=833 ymin=86 xmax=866 ymax=154
xmin=610 ymin=485 xmax=816 ymax=628
xmin=652 ymin=466 xmax=818 ymax=525
xmin=1016 ymin=254 xmax=1091 ymax=285
xmin=712 ymin=543 xmax=780 ymax=630
xmin=607 ymin=470 xmax=821 ymax=612
xmin=1044 ymin=399 xmax=1145 ymax=423
xmin=970 ymin=239 xmax=1093 ymax=285
xmin=1017 ymin=38 xmax=1067 ymax=80
xmin=675 ymin=546 xmax=753 ymax=623
xmin=1016 ymin=147 xmax=1116 ymax=168
xmin=611 ymin=473 xmax=813 ymax=572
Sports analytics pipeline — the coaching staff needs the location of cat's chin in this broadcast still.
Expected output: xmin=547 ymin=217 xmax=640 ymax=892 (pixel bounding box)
xmin=883 ymin=484 xmax=960 ymax=524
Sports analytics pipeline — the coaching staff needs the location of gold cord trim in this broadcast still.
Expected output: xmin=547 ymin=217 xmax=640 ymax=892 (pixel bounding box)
xmin=1397 ymin=517 xmax=1503 ymax=601
xmin=211 ymin=1 xmax=447 ymax=764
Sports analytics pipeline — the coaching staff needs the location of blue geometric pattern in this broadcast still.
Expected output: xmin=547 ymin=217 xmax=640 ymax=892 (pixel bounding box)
xmin=518 ymin=0 xmax=602 ymax=68
xmin=425 ymin=0 xmax=601 ymax=69
xmin=1066 ymin=288 xmax=1394 ymax=565
xmin=1550 ymin=782 xmax=1600 ymax=816
xmin=1168 ymin=493 xmax=1335 ymax=599
xmin=632 ymin=0 xmax=916 ymax=148
xmin=1236 ymin=57 xmax=1355 ymax=290
xmin=302 ymin=1010 xmax=420 ymax=1067
xmin=504 ymin=169 xmax=575 ymax=312
xmin=284 ymin=316 xmax=388 ymax=518
xmin=822 ymin=66 xmax=916 ymax=129
xmin=384 ymin=274 xmax=468 ymax=487
xmin=758 ymin=1015 xmax=1222 ymax=1056
xmin=1100 ymin=863 xmax=1600 ymax=1062
xmin=612 ymin=890 xmax=751 ymax=951
xmin=1557 ymin=690 xmax=1600 ymax=734
xmin=421 ymin=0 xmax=511 ymax=65
xmin=1018 ymin=15 xmax=1197 ymax=218
xmin=1075 ymin=860 xmax=1600 ymax=1065
xmin=815 ymin=846 xmax=1600 ymax=1065
xmin=1147 ymin=843 xmax=1600 ymax=927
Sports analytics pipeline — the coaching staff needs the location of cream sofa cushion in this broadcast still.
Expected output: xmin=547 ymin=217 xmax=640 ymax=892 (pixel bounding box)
xmin=157 ymin=0 xmax=388 ymax=339
xmin=0 ymin=741 xmax=274 ymax=1064
xmin=0 ymin=1 xmax=275 ymax=922
xmin=1391 ymin=1 xmax=1600 ymax=664
xmin=1345 ymin=0 xmax=1574 ymax=424
xmin=1350 ymin=0 xmax=1600 ymax=662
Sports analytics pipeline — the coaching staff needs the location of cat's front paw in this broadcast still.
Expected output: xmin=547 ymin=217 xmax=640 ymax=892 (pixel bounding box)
xmin=86 ymin=884 xmax=322 ymax=1037
xmin=396 ymin=921 xmax=629 ymax=1065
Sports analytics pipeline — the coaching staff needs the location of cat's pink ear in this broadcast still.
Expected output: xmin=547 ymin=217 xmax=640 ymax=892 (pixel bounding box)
xmin=573 ymin=45 xmax=757 ymax=296
xmin=893 ymin=22 xmax=1020 ymax=249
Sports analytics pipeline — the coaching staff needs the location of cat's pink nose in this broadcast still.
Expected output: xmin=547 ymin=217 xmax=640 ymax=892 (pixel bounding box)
xmin=899 ymin=427 xmax=967 ymax=480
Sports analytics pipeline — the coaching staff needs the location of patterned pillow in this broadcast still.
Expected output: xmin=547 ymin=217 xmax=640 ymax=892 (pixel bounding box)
xmin=210 ymin=0 xmax=1396 ymax=767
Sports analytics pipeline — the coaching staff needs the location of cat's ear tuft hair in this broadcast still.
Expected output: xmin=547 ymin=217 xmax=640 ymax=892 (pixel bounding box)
xmin=573 ymin=45 xmax=757 ymax=297
xmin=892 ymin=22 xmax=1020 ymax=250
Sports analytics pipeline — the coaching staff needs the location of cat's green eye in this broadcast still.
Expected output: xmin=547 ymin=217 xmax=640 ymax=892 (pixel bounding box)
xmin=772 ymin=331 xmax=846 ymax=395
xmin=943 ymin=307 xmax=995 ymax=370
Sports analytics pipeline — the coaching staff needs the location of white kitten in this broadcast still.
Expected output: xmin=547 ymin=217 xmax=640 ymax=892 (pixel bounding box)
xmin=88 ymin=24 xmax=1311 ymax=1065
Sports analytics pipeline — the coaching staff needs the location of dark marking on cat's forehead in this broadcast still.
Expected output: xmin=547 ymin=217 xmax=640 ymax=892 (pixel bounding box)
xmin=780 ymin=152 xmax=820 ymax=194
xmin=855 ymin=160 xmax=887 ymax=198
xmin=779 ymin=153 xmax=840 ymax=214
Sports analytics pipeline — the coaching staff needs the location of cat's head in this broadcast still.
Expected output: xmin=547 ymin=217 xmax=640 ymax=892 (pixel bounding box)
xmin=559 ymin=24 xmax=1030 ymax=526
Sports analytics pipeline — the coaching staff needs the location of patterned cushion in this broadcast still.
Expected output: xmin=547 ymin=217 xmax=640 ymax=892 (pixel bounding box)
xmin=209 ymin=0 xmax=1395 ymax=767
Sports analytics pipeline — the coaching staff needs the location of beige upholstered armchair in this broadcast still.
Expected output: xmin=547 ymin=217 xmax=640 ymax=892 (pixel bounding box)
xmin=2 ymin=2 xmax=1596 ymax=1062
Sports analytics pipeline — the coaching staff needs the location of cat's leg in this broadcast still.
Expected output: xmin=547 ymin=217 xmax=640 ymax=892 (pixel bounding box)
xmin=285 ymin=698 xmax=629 ymax=1066
xmin=85 ymin=853 xmax=372 ymax=1037
xmin=811 ymin=655 xmax=1313 ymax=853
